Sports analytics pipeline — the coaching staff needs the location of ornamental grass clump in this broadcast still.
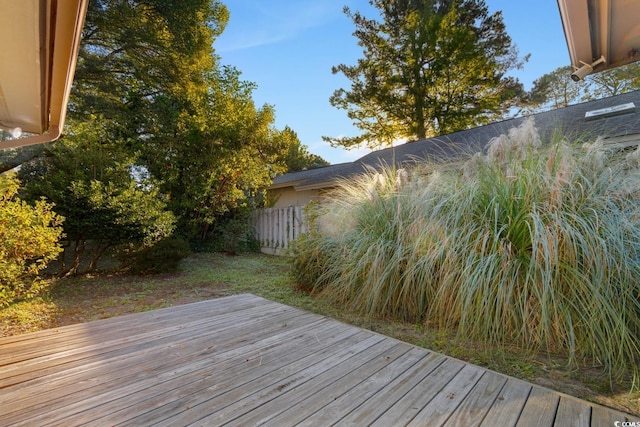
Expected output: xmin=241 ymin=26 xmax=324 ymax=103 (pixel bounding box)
xmin=292 ymin=118 xmax=640 ymax=383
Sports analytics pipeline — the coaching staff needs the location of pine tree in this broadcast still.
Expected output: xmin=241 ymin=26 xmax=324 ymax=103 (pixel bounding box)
xmin=326 ymin=0 xmax=526 ymax=149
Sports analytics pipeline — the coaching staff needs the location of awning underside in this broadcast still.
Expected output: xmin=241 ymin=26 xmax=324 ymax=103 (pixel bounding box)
xmin=0 ymin=0 xmax=88 ymax=148
xmin=558 ymin=0 xmax=640 ymax=72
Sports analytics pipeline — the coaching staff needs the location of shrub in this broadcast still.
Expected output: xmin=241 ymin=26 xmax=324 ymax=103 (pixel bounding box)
xmin=216 ymin=209 xmax=259 ymax=255
xmin=200 ymin=208 xmax=260 ymax=255
xmin=126 ymin=237 xmax=191 ymax=275
xmin=0 ymin=174 xmax=63 ymax=306
xmin=292 ymin=118 xmax=640 ymax=384
xmin=18 ymin=128 xmax=176 ymax=275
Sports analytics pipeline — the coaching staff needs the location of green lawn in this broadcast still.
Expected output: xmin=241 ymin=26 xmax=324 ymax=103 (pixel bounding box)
xmin=1 ymin=252 xmax=638 ymax=416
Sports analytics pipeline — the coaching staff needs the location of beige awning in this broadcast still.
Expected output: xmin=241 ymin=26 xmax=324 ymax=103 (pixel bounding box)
xmin=0 ymin=0 xmax=88 ymax=149
xmin=557 ymin=0 xmax=640 ymax=75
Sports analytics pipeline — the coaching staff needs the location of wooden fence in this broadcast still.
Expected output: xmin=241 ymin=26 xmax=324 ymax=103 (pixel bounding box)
xmin=254 ymin=206 xmax=307 ymax=255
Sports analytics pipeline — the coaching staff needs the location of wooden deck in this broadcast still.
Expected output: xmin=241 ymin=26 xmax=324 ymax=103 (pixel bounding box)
xmin=0 ymin=294 xmax=637 ymax=426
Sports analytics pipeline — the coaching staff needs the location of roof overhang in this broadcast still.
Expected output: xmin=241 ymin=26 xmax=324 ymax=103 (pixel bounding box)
xmin=268 ymin=179 xmax=308 ymax=190
xmin=0 ymin=0 xmax=88 ymax=149
xmin=557 ymin=0 xmax=640 ymax=76
xmin=294 ymin=180 xmax=339 ymax=192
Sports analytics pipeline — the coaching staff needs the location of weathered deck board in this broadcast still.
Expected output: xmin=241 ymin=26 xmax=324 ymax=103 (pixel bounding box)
xmin=0 ymin=302 xmax=305 ymax=391
xmin=1 ymin=310 xmax=327 ymax=425
xmin=100 ymin=328 xmax=378 ymax=426
xmin=555 ymin=396 xmax=591 ymax=427
xmin=479 ymin=378 xmax=532 ymax=426
xmin=516 ymin=386 xmax=560 ymax=426
xmin=0 ymin=294 xmax=637 ymax=426
xmin=0 ymin=294 xmax=272 ymax=364
xmin=441 ymin=369 xmax=508 ymax=426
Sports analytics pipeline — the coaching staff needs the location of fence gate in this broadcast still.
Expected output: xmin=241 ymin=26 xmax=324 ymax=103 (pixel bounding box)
xmin=254 ymin=206 xmax=307 ymax=255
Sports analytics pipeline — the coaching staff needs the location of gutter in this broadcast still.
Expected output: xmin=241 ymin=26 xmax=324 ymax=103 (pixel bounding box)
xmin=0 ymin=0 xmax=88 ymax=150
xmin=0 ymin=126 xmax=61 ymax=149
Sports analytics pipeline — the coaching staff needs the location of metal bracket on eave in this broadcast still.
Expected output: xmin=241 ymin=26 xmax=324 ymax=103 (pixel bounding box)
xmin=584 ymin=102 xmax=636 ymax=120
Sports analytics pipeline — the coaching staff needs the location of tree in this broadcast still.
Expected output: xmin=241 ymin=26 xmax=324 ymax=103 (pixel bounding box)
xmin=279 ymin=127 xmax=330 ymax=172
xmin=18 ymin=117 xmax=176 ymax=275
xmin=69 ymin=1 xmax=301 ymax=239
xmin=525 ymin=62 xmax=640 ymax=112
xmin=526 ymin=65 xmax=586 ymax=111
xmin=326 ymin=0 xmax=526 ymax=149
xmin=11 ymin=0 xmax=309 ymax=250
xmin=140 ymin=65 xmax=293 ymax=238
xmin=69 ymin=0 xmax=229 ymax=141
xmin=584 ymin=62 xmax=640 ymax=99
xmin=0 ymin=144 xmax=46 ymax=175
xmin=13 ymin=0 xmax=300 ymax=243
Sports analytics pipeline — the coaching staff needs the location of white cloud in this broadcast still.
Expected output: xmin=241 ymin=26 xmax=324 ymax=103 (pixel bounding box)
xmin=217 ymin=1 xmax=338 ymax=53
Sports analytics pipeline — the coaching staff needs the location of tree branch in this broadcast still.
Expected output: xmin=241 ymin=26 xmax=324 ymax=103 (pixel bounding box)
xmin=0 ymin=145 xmax=47 ymax=173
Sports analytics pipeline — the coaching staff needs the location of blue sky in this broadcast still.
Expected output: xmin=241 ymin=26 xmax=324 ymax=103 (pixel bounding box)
xmin=215 ymin=1 xmax=569 ymax=164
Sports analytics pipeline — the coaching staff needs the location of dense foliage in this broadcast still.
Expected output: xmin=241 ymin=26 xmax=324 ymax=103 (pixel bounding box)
xmin=18 ymin=117 xmax=176 ymax=275
xmin=126 ymin=237 xmax=191 ymax=275
xmin=282 ymin=127 xmax=330 ymax=172
xmin=326 ymin=0 xmax=526 ymax=148
xmin=66 ymin=0 xmax=287 ymax=237
xmin=11 ymin=0 xmax=326 ymax=271
xmin=293 ymin=119 xmax=640 ymax=385
xmin=0 ymin=174 xmax=63 ymax=306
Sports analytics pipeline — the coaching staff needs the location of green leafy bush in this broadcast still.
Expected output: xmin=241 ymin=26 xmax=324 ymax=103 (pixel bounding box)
xmin=0 ymin=174 xmax=63 ymax=306
xmin=293 ymin=118 xmax=640 ymax=384
xmin=216 ymin=208 xmax=260 ymax=255
xmin=198 ymin=208 xmax=260 ymax=255
xmin=18 ymin=127 xmax=176 ymax=275
xmin=126 ymin=237 xmax=191 ymax=275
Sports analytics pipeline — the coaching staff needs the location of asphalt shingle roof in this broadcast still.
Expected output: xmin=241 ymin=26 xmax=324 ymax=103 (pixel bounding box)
xmin=272 ymin=90 xmax=640 ymax=190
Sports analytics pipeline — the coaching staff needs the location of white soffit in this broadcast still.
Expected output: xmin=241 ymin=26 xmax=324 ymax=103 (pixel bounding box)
xmin=0 ymin=0 xmax=88 ymax=149
xmin=558 ymin=0 xmax=640 ymax=72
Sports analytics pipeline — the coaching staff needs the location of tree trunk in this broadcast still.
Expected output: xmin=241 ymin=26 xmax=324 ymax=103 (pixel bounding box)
xmin=0 ymin=145 xmax=47 ymax=173
xmin=58 ymin=241 xmax=71 ymax=276
xmin=63 ymin=239 xmax=85 ymax=277
xmin=88 ymin=244 xmax=111 ymax=272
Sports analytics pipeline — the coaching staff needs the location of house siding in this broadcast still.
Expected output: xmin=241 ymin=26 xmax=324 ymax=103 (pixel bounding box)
xmin=269 ymin=187 xmax=320 ymax=209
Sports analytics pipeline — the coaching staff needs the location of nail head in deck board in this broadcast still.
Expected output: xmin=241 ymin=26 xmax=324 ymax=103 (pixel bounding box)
xmin=406 ymin=364 xmax=486 ymax=426
xmin=445 ymin=370 xmax=509 ymax=425
xmin=0 ymin=294 xmax=637 ymax=427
